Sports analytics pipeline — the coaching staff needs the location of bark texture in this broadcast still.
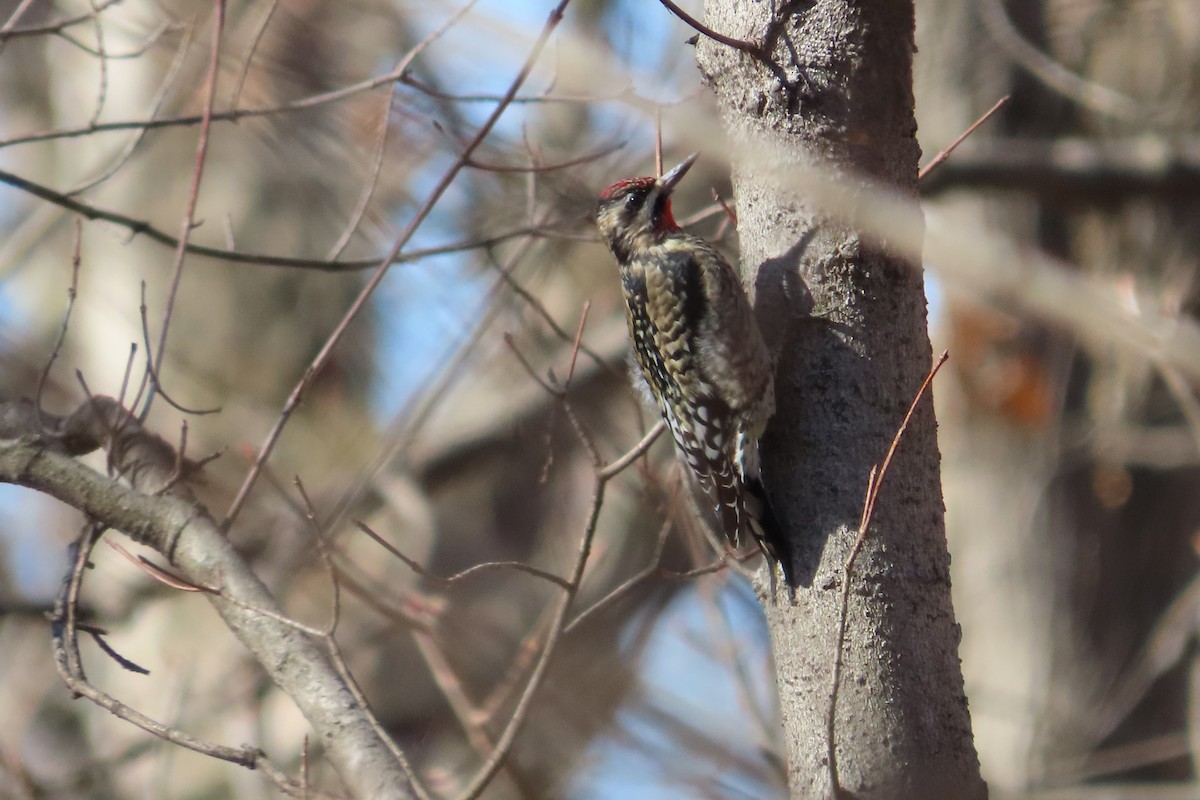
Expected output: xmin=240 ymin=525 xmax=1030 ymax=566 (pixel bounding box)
xmin=696 ymin=2 xmax=986 ymax=797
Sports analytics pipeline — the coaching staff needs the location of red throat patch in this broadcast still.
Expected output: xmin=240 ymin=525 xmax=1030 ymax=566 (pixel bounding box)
xmin=656 ymin=198 xmax=678 ymax=231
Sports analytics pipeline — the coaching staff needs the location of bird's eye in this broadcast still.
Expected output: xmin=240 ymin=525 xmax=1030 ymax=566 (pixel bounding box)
xmin=624 ymin=191 xmax=642 ymax=208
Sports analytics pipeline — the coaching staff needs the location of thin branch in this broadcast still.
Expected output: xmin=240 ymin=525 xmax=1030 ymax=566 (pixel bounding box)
xmin=0 ymin=4 xmax=470 ymax=152
xmin=454 ymin=476 xmax=603 ymax=800
xmin=0 ymin=169 xmax=574 ymax=268
xmin=398 ymin=74 xmax=705 ymax=114
xmin=475 ymin=622 xmax=544 ymax=724
xmin=137 ymin=282 xmax=221 ymax=416
xmin=66 ymin=20 xmax=195 ymax=196
xmin=561 ymin=396 xmax=603 ymax=468
xmin=84 ymin=627 xmax=150 ymax=675
xmin=333 ymin=567 xmax=433 ymax=631
xmin=54 ymin=20 xmax=177 ymax=60
xmin=505 ymin=317 xmax=606 ymax=469
xmin=355 ymin=521 xmax=572 ymax=592
xmin=52 ymin=524 xmax=276 ymax=772
xmin=321 ymin=226 xmax=562 ymax=535
xmin=145 ymin=0 xmax=226 ymax=418
xmin=36 ymin=220 xmax=82 ymax=432
xmin=84 ymin=0 xmax=109 ymax=128
xmin=918 ymin=96 xmax=1008 ymax=181
xmin=229 ymin=0 xmax=278 ymax=108
xmin=323 ymin=2 xmax=480 ymax=260
xmin=655 ymin=0 xmax=763 ymax=56
xmin=504 ymin=332 xmax=562 ymax=398
xmin=711 ymin=188 xmax=737 ymax=232
xmin=412 ymin=630 xmax=496 ymax=758
xmin=464 ymin=140 xmax=624 ymax=174
xmin=294 ymin=479 xmax=338 ymax=614
xmin=599 ymin=421 xmax=666 ymax=480
xmin=0 ymin=0 xmax=37 ymax=51
xmin=563 ymin=301 xmax=590 ymax=387
xmin=221 ymin=0 xmax=576 ymax=530
xmin=481 ymin=238 xmax=620 ymax=379
xmin=116 ymin=343 xmax=137 ymax=411
xmin=564 ymin=516 xmax=674 ymax=634
xmin=0 ymin=0 xmax=122 ymax=41
xmin=106 ymin=538 xmax=210 ymax=593
xmin=326 ymin=85 xmax=397 ymax=261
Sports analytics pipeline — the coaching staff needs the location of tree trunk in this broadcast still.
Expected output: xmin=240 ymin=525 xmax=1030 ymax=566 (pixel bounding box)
xmin=696 ymin=2 xmax=986 ymax=797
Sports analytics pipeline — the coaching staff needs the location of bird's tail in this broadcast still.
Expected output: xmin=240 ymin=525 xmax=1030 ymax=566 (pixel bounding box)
xmin=742 ymin=473 xmax=794 ymax=587
xmin=707 ymin=452 xmax=794 ymax=586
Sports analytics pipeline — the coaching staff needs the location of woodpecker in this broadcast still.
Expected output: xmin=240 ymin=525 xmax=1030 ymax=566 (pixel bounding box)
xmin=596 ymin=153 xmax=792 ymax=585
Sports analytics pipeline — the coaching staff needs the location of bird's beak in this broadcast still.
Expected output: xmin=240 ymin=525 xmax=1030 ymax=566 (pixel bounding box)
xmin=657 ymin=152 xmax=699 ymax=195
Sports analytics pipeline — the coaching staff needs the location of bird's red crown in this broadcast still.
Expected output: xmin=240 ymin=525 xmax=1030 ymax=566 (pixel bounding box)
xmin=598 ymin=176 xmax=654 ymax=201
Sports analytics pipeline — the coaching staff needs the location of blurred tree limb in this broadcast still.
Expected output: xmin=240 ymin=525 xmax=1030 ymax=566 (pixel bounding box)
xmin=0 ymin=397 xmax=418 ymax=800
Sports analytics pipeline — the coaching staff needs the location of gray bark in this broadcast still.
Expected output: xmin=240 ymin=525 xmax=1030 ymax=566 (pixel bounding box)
xmin=696 ymin=2 xmax=986 ymax=797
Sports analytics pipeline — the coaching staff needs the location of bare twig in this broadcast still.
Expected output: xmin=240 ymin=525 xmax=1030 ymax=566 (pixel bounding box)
xmin=326 ymin=84 xmax=397 ymax=261
xmin=0 ymin=0 xmax=122 ymax=41
xmin=84 ymin=0 xmax=108 ymax=128
xmin=229 ymin=0 xmax=278 ymax=108
xmin=564 ymin=301 xmax=590 ymax=387
xmin=83 ymin=626 xmax=150 ymax=675
xmin=599 ymin=422 xmax=666 ymax=480
xmin=481 ymin=239 xmax=620 ymax=379
xmin=505 ymin=329 xmax=604 ymax=473
xmin=36 ymin=220 xmax=82 ymax=432
xmin=106 ymin=538 xmax=209 ymax=592
xmin=145 ymin=0 xmax=226 ymax=418
xmin=321 ymin=225 xmax=579 ymax=536
xmin=52 ymin=525 xmax=280 ymax=774
xmin=0 ymin=0 xmax=38 ymax=51
xmin=107 ymin=539 xmax=342 ymax=639
xmin=454 ymin=474 xmax=601 ymax=800
xmin=0 ymin=4 xmax=474 ymax=153
xmin=711 ymin=188 xmax=737 ymax=232
xmin=54 ymin=20 xmax=176 ymax=60
xmin=224 ymin=0 xmax=575 ymax=529
xmin=137 ymin=282 xmax=221 ymax=417
xmin=655 ymin=0 xmax=763 ymax=56
xmin=504 ymin=332 xmax=562 ymax=398
xmin=323 ymin=3 xmax=479 ymax=260
xmin=66 ymin=20 xmax=195 ymax=196
xmin=465 ymin=141 xmax=624 ymax=174
xmin=0 ymin=169 xmax=575 ymax=268
xmin=116 ymin=343 xmax=137 ymax=410
xmin=918 ymin=96 xmax=1008 ymax=181
xmin=356 ymin=521 xmax=572 ymax=592
xmin=294 ymin=477 xmax=341 ymax=636
xmin=564 ymin=516 xmax=674 ymax=634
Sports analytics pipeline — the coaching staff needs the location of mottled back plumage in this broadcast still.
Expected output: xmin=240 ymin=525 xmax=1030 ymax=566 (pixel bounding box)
xmin=596 ymin=154 xmax=792 ymax=584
